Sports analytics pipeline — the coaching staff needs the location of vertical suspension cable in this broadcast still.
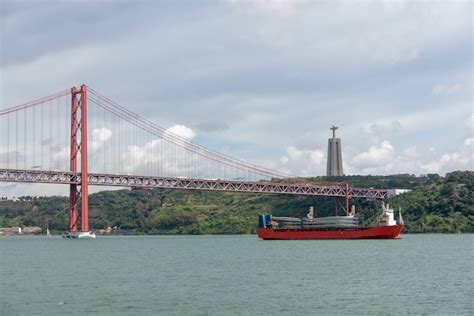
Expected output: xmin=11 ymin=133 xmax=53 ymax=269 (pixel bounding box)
xmin=133 ymin=122 xmax=135 ymax=174
xmin=174 ymin=141 xmax=176 ymax=177
xmin=110 ymin=105 xmax=113 ymax=174
xmin=94 ymin=101 xmax=97 ymax=172
xmin=101 ymin=99 xmax=105 ymax=173
xmin=6 ymin=113 xmax=9 ymax=169
xmin=103 ymin=101 xmax=106 ymax=174
xmin=144 ymin=129 xmax=147 ymax=176
xmin=41 ymin=102 xmax=43 ymax=169
xmin=115 ymin=113 xmax=118 ymax=174
xmin=56 ymin=97 xmax=59 ymax=170
xmin=137 ymin=124 xmax=139 ymax=174
xmin=166 ymin=136 xmax=169 ymax=177
xmin=23 ymin=107 xmax=26 ymax=170
xmin=172 ymin=140 xmax=175 ymax=177
xmin=114 ymin=109 xmax=119 ymax=174
xmin=147 ymin=132 xmax=149 ymax=176
xmin=141 ymin=122 xmax=144 ymax=175
xmin=33 ymin=106 xmax=35 ymax=168
xmin=103 ymin=100 xmax=106 ymax=174
xmin=49 ymin=99 xmax=52 ymax=171
xmin=128 ymin=115 xmax=131 ymax=174
xmin=90 ymin=100 xmax=94 ymax=172
xmin=158 ymin=132 xmax=163 ymax=176
xmin=183 ymin=138 xmax=186 ymax=178
xmin=160 ymin=134 xmax=162 ymax=176
xmin=60 ymin=96 xmax=63 ymax=171
xmin=100 ymin=100 xmax=104 ymax=172
xmin=64 ymin=95 xmax=68 ymax=171
xmin=115 ymin=107 xmax=118 ymax=174
xmin=117 ymin=105 xmax=119 ymax=174
xmin=159 ymin=134 xmax=162 ymax=176
xmin=135 ymin=124 xmax=138 ymax=173
xmin=149 ymin=133 xmax=152 ymax=176
xmin=15 ymin=111 xmax=18 ymax=169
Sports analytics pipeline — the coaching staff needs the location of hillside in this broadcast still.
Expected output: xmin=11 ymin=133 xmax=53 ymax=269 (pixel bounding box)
xmin=389 ymin=171 xmax=473 ymax=233
xmin=0 ymin=171 xmax=472 ymax=234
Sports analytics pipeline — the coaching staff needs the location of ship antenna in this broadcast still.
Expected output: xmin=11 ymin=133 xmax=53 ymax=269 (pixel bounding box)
xmin=399 ymin=206 xmax=404 ymax=225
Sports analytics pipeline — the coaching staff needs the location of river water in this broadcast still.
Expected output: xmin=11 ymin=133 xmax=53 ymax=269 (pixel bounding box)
xmin=1 ymin=234 xmax=473 ymax=315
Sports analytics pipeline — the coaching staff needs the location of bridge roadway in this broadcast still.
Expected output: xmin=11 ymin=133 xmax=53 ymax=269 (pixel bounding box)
xmin=0 ymin=169 xmax=387 ymax=199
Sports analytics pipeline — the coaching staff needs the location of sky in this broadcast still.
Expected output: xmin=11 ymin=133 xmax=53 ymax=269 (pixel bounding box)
xmin=0 ymin=0 xmax=473 ymax=197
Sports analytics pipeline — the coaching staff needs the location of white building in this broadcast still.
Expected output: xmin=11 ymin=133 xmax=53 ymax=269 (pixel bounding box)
xmin=387 ymin=189 xmax=411 ymax=198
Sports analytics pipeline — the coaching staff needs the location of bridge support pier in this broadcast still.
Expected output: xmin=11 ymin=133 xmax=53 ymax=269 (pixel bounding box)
xmin=334 ymin=184 xmax=350 ymax=216
xmin=69 ymin=85 xmax=89 ymax=233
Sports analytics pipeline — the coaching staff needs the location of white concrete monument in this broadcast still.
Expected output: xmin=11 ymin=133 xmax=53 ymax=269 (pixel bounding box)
xmin=326 ymin=125 xmax=344 ymax=176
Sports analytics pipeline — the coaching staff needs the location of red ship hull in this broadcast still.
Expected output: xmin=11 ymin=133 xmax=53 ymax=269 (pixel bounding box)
xmin=258 ymin=224 xmax=403 ymax=240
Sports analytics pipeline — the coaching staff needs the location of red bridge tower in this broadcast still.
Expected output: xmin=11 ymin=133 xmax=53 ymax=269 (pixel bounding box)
xmin=67 ymin=85 xmax=92 ymax=238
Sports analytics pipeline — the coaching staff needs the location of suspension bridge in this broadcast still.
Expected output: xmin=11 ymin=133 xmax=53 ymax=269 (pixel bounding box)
xmin=0 ymin=85 xmax=387 ymax=236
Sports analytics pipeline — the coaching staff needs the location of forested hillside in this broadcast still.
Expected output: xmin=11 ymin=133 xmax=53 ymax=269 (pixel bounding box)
xmin=0 ymin=171 xmax=472 ymax=233
xmin=389 ymin=171 xmax=473 ymax=233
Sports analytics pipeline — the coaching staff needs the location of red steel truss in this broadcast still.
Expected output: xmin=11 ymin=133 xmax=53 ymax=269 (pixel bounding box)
xmin=0 ymin=169 xmax=388 ymax=199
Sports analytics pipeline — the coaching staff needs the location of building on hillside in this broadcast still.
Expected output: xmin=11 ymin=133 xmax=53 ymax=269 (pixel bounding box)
xmin=387 ymin=189 xmax=412 ymax=197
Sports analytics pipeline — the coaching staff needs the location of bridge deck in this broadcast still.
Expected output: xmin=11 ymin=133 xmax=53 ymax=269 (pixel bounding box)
xmin=0 ymin=169 xmax=387 ymax=199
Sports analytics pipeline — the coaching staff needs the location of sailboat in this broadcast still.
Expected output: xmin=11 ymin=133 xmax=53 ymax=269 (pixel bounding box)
xmin=46 ymin=227 xmax=51 ymax=236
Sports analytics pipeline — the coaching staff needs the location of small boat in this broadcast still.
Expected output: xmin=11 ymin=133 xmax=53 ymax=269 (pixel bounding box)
xmin=62 ymin=231 xmax=96 ymax=239
xmin=258 ymin=203 xmax=403 ymax=240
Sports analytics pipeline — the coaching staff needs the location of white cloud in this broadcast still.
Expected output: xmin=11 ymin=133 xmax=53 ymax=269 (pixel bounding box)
xmin=346 ymin=137 xmax=473 ymax=175
xmin=419 ymin=138 xmax=473 ymax=174
xmin=164 ymin=125 xmax=195 ymax=140
xmin=357 ymin=102 xmax=471 ymax=137
xmin=350 ymin=141 xmax=395 ymax=170
xmin=402 ymin=145 xmax=418 ymax=159
xmin=1 ymin=44 xmax=105 ymax=106
xmin=122 ymin=124 xmax=201 ymax=177
xmin=226 ymin=0 xmax=302 ymax=15
xmin=432 ymin=83 xmax=463 ymax=96
xmin=362 ymin=120 xmax=402 ymax=144
xmin=90 ymin=128 xmax=112 ymax=151
xmin=51 ymin=147 xmax=69 ymax=167
xmin=356 ymin=34 xmax=419 ymax=64
xmin=418 ymin=154 xmax=451 ymax=174
xmin=52 ymin=127 xmax=112 ymax=170
xmin=278 ymin=146 xmax=326 ymax=176
xmin=466 ymin=114 xmax=474 ymax=138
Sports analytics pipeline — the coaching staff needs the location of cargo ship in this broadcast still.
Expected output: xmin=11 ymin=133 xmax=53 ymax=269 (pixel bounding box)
xmin=258 ymin=203 xmax=403 ymax=240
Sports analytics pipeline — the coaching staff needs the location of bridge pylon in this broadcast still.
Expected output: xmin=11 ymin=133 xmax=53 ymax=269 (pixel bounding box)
xmin=68 ymin=84 xmax=90 ymax=234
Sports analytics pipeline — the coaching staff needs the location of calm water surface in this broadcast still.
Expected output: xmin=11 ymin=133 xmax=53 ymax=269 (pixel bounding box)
xmin=1 ymin=234 xmax=473 ymax=315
